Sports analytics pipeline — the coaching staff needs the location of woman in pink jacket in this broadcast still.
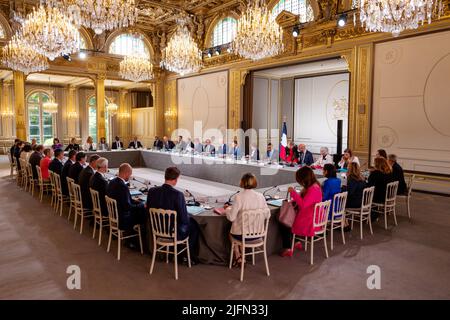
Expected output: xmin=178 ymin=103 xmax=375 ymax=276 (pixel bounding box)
xmin=280 ymin=166 xmax=323 ymax=257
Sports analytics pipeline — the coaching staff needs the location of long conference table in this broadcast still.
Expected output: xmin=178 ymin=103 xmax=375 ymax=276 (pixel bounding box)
xmin=85 ymin=149 xmax=324 ymax=265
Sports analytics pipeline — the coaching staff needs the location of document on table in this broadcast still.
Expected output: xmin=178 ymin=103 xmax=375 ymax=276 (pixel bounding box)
xmin=130 ymin=190 xmax=143 ymax=196
xmin=267 ymin=199 xmax=284 ymax=207
xmin=187 ymin=206 xmax=205 ymax=215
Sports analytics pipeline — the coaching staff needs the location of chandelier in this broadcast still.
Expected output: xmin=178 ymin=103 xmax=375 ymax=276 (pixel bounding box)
xmin=119 ymin=55 xmax=154 ymax=82
xmin=66 ymin=0 xmax=138 ymax=35
xmin=43 ymin=77 xmax=58 ymax=114
xmin=21 ymin=5 xmax=80 ymax=61
xmin=359 ymin=0 xmax=444 ymax=37
xmin=233 ymin=0 xmax=284 ymax=61
xmin=106 ymin=100 xmax=119 ymax=114
xmin=1 ymin=34 xmax=49 ymax=75
xmin=160 ymin=18 xmax=202 ymax=76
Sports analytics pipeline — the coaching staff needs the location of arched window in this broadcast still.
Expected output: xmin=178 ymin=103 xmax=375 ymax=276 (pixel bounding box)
xmin=211 ymin=17 xmax=237 ymax=47
xmin=109 ymin=33 xmax=150 ymax=58
xmin=87 ymin=96 xmax=110 ymax=144
xmin=27 ymin=91 xmax=55 ymax=145
xmin=80 ymin=34 xmax=87 ymax=50
xmin=0 ymin=24 xmax=5 ymax=39
xmin=271 ymin=0 xmax=314 ymax=23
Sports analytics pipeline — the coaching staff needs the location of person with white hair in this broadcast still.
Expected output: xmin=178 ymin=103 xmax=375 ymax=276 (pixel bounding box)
xmin=313 ymin=147 xmax=334 ymax=167
xmin=89 ymin=157 xmax=110 ymax=216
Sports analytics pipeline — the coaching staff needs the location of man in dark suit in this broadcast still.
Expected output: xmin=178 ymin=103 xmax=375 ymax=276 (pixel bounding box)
xmin=153 ymin=136 xmax=163 ymax=150
xmin=146 ymin=167 xmax=199 ymax=263
xmin=89 ymin=157 xmax=109 ymax=217
xmin=128 ymin=136 xmax=143 ymax=149
xmin=78 ymin=154 xmax=100 ymax=210
xmin=29 ymin=145 xmax=44 ymax=179
xmin=111 ymin=136 xmax=124 ymax=150
xmin=162 ymin=136 xmax=175 ymax=151
xmin=64 ymin=138 xmax=80 ymax=152
xmin=10 ymin=139 xmax=20 ymax=163
xmin=202 ymin=139 xmax=215 ymax=155
xmin=68 ymin=152 xmax=86 ymax=184
xmin=61 ymin=150 xmax=77 ymax=195
xmin=106 ymin=163 xmax=146 ymax=232
xmin=298 ymin=144 xmax=314 ymax=166
xmin=388 ymin=154 xmax=407 ymax=195
xmin=48 ymin=149 xmax=64 ymax=176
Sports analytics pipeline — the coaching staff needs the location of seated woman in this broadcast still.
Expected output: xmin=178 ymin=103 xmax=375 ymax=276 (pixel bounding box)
xmin=284 ymin=141 xmax=298 ymax=166
xmin=65 ymin=138 xmax=80 ymax=151
xmin=39 ymin=148 xmax=53 ymax=180
xmin=224 ymin=173 xmax=270 ymax=267
xmin=98 ymin=137 xmax=109 ymax=151
xmin=82 ymin=136 xmax=94 ymax=151
xmin=368 ymin=157 xmax=394 ymax=219
xmin=341 ymin=162 xmax=367 ymax=231
xmin=338 ymin=148 xmax=360 ymax=169
xmin=20 ymin=144 xmax=33 ymax=162
xmin=280 ymin=167 xmax=322 ymax=257
xmin=52 ymin=138 xmax=63 ymax=150
xmin=322 ymin=164 xmax=341 ymax=219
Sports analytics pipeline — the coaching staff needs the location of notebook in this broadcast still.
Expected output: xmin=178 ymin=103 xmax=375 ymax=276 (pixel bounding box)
xmin=187 ymin=206 xmax=205 ymax=215
xmin=129 ymin=190 xmax=143 ymax=197
xmin=267 ymin=199 xmax=284 ymax=207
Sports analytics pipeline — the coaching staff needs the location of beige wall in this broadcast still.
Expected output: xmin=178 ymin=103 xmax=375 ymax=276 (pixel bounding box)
xmin=131 ymin=107 xmax=156 ymax=148
xmin=177 ymin=71 xmax=228 ymax=142
xmin=372 ymin=30 xmax=450 ymax=174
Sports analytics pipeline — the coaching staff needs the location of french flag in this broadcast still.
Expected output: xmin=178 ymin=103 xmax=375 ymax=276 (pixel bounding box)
xmin=280 ymin=121 xmax=287 ymax=161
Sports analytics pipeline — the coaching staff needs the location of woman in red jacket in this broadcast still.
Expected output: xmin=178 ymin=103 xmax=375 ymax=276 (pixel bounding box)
xmin=39 ymin=148 xmax=53 ymax=180
xmin=280 ymin=166 xmax=323 ymax=257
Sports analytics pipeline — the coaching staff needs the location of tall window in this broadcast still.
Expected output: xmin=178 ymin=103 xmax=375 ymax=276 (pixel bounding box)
xmin=212 ymin=17 xmax=237 ymax=47
xmin=88 ymin=96 xmax=109 ymax=144
xmin=109 ymin=33 xmax=150 ymax=58
xmin=0 ymin=24 xmax=5 ymax=39
xmin=27 ymin=91 xmax=55 ymax=145
xmin=271 ymin=0 xmax=314 ymax=23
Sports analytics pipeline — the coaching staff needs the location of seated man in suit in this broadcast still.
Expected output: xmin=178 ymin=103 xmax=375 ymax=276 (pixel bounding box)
xmin=89 ymin=157 xmax=109 ymax=217
xmin=106 ymin=163 xmax=146 ymax=234
xmin=162 ymin=136 xmax=175 ymax=151
xmin=68 ymin=152 xmax=86 ymax=184
xmin=229 ymin=140 xmax=241 ymax=159
xmin=298 ymin=143 xmax=314 ymax=166
xmin=61 ymin=150 xmax=77 ymax=195
xmin=248 ymin=142 xmax=260 ymax=161
xmin=128 ymin=136 xmax=143 ymax=149
xmin=218 ymin=140 xmax=228 ymax=156
xmin=153 ymin=136 xmax=163 ymax=150
xmin=388 ymin=154 xmax=407 ymax=195
xmin=79 ymin=154 xmax=100 ymax=210
xmin=64 ymin=137 xmax=80 ymax=152
xmin=175 ymin=135 xmax=187 ymax=152
xmin=193 ymin=138 xmax=203 ymax=154
xmin=146 ymin=167 xmax=199 ymax=263
xmin=29 ymin=145 xmax=44 ymax=179
xmin=264 ymin=143 xmax=279 ymax=162
xmin=202 ymin=138 xmax=215 ymax=155
xmin=49 ymin=149 xmax=64 ymax=176
xmin=111 ymin=136 xmax=124 ymax=150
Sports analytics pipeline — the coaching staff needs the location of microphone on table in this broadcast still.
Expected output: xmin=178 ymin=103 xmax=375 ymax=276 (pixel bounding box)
xmin=225 ymin=190 xmax=240 ymax=206
xmin=263 ymin=185 xmax=278 ymax=200
xmin=185 ymin=189 xmax=200 ymax=206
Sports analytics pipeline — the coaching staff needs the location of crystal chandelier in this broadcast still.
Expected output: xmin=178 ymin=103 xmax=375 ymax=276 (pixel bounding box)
xmin=160 ymin=17 xmax=202 ymax=76
xmin=119 ymin=55 xmax=154 ymax=82
xmin=106 ymin=100 xmax=119 ymax=114
xmin=21 ymin=5 xmax=80 ymax=61
xmin=233 ymin=0 xmax=284 ymax=61
xmin=66 ymin=0 xmax=138 ymax=35
xmin=359 ymin=0 xmax=444 ymax=37
xmin=1 ymin=34 xmax=49 ymax=74
xmin=43 ymin=76 xmax=58 ymax=114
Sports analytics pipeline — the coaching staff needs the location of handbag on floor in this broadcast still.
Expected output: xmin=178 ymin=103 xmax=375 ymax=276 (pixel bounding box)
xmin=278 ymin=192 xmax=298 ymax=228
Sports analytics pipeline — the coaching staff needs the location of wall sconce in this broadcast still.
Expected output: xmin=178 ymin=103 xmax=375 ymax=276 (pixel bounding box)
xmin=1 ymin=109 xmax=14 ymax=118
xmin=118 ymin=112 xmax=131 ymax=119
xmin=164 ymin=109 xmax=177 ymax=118
xmin=67 ymin=111 xmax=78 ymax=120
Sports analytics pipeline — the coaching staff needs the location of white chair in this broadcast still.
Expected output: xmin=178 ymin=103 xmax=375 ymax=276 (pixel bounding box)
xmin=53 ymin=173 xmax=70 ymax=216
xmin=7 ymin=152 xmax=16 ymax=177
xmin=90 ymin=188 xmax=109 ymax=246
xmin=48 ymin=171 xmax=57 ymax=209
xmin=106 ymin=196 xmax=143 ymax=261
xmin=36 ymin=165 xmax=51 ymax=202
xmin=397 ymin=174 xmax=415 ymax=219
xmin=346 ymin=186 xmax=375 ymax=239
xmin=26 ymin=163 xmax=37 ymax=196
xmin=228 ymin=208 xmax=271 ymax=282
xmin=18 ymin=159 xmax=27 ymax=188
xmin=292 ymin=200 xmax=331 ymax=265
xmin=66 ymin=177 xmax=76 ymax=221
xmin=327 ymin=191 xmax=348 ymax=250
xmin=148 ymin=208 xmax=190 ymax=280
xmin=72 ymin=183 xmax=94 ymax=234
xmin=372 ymin=181 xmax=399 ymax=230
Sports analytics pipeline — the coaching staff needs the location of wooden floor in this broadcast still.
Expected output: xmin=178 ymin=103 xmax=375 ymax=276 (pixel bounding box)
xmin=1 ymin=156 xmax=450 ymax=299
